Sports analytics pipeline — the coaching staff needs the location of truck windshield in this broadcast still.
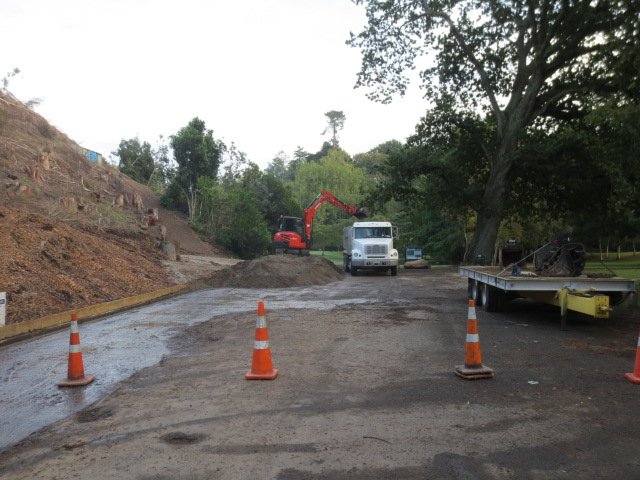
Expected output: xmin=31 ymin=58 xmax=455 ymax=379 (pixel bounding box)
xmin=354 ymin=227 xmax=391 ymax=239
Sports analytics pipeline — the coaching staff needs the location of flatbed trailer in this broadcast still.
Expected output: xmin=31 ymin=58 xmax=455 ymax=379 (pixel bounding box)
xmin=459 ymin=266 xmax=636 ymax=328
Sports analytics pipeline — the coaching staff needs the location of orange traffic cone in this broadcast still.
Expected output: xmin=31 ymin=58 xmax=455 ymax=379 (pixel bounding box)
xmin=624 ymin=329 xmax=640 ymax=384
xmin=455 ymin=299 xmax=494 ymax=380
xmin=57 ymin=312 xmax=96 ymax=387
xmin=245 ymin=301 xmax=278 ymax=380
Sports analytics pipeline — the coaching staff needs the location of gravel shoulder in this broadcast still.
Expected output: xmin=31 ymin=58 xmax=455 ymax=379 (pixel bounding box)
xmin=1 ymin=269 xmax=639 ymax=479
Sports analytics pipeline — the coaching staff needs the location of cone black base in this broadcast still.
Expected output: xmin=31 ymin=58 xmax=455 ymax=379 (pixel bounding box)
xmin=455 ymin=365 xmax=494 ymax=380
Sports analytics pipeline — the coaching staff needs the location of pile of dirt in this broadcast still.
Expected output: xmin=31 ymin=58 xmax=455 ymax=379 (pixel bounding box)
xmin=200 ymin=255 xmax=343 ymax=288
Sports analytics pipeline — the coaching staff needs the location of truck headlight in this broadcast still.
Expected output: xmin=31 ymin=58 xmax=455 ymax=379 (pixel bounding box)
xmin=352 ymin=251 xmax=361 ymax=258
xmin=390 ymin=249 xmax=398 ymax=257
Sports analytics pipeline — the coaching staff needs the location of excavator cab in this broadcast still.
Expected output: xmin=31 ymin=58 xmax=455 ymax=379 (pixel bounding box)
xmin=353 ymin=207 xmax=369 ymax=219
xmin=278 ymin=216 xmax=304 ymax=235
xmin=273 ymin=216 xmax=307 ymax=254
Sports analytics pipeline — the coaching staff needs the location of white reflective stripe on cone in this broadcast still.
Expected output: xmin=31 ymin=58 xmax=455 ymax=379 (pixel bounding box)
xmin=637 ymin=337 xmax=640 ymax=347
xmin=69 ymin=344 xmax=82 ymax=353
xmin=466 ymin=334 xmax=479 ymax=343
xmin=254 ymin=340 xmax=269 ymax=350
xmin=70 ymin=321 xmax=79 ymax=333
xmin=468 ymin=308 xmax=476 ymax=319
xmin=256 ymin=316 xmax=267 ymax=328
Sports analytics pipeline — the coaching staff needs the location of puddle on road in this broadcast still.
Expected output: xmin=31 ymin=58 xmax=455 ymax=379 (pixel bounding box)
xmin=0 ymin=287 xmax=375 ymax=451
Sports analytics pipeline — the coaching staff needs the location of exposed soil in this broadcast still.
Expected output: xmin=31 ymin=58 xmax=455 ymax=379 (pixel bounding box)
xmin=0 ymin=90 xmax=226 ymax=324
xmin=202 ymin=255 xmax=342 ymax=288
xmin=0 ymin=204 xmax=175 ymax=324
xmin=198 ymin=255 xmax=343 ymax=289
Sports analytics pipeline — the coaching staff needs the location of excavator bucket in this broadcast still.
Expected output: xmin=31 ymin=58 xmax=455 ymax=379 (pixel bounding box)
xmin=353 ymin=207 xmax=369 ymax=219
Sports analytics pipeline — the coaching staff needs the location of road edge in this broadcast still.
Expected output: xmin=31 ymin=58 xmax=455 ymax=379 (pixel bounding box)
xmin=0 ymin=284 xmax=188 ymax=346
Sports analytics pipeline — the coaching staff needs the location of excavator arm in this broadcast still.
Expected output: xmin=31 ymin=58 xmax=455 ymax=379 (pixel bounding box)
xmin=303 ymin=190 xmax=368 ymax=247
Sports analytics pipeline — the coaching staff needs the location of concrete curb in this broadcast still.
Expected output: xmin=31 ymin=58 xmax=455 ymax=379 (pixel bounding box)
xmin=0 ymin=284 xmax=188 ymax=345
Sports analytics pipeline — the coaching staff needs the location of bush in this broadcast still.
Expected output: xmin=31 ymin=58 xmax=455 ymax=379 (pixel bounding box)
xmin=215 ymin=188 xmax=270 ymax=259
xmin=161 ymin=180 xmax=188 ymax=214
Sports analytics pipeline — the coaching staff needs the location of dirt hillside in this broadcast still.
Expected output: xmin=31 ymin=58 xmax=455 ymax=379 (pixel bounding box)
xmin=0 ymin=90 xmax=221 ymax=324
xmin=0 ymin=205 xmax=174 ymax=323
xmin=0 ymin=91 xmax=345 ymax=325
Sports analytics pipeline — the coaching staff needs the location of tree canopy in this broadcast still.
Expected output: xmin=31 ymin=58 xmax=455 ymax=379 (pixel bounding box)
xmin=114 ymin=137 xmax=155 ymax=185
xmin=167 ymin=117 xmax=224 ymax=219
xmin=349 ymin=0 xmax=640 ymax=258
xmin=322 ymin=110 xmax=346 ymax=147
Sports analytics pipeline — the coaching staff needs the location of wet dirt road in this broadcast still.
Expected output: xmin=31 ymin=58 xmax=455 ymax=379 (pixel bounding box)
xmin=1 ymin=268 xmax=639 ymax=479
xmin=0 ymin=282 xmax=373 ymax=451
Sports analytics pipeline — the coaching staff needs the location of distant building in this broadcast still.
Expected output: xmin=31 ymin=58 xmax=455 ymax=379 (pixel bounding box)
xmin=74 ymin=143 xmax=105 ymax=165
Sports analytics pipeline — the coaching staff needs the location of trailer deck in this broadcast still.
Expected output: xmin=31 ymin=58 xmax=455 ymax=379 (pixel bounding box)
xmin=459 ymin=265 xmax=636 ymax=326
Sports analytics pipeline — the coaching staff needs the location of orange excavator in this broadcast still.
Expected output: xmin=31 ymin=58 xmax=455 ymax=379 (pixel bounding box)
xmin=272 ymin=190 xmax=367 ymax=254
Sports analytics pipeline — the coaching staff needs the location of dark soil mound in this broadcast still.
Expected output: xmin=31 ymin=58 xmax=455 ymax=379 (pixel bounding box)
xmin=202 ymin=255 xmax=343 ymax=288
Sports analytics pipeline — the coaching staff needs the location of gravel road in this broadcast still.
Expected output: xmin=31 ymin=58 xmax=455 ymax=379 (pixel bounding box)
xmin=1 ymin=268 xmax=639 ymax=479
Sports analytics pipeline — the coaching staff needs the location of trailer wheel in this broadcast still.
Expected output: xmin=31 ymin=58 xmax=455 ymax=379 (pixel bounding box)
xmin=471 ymin=281 xmax=482 ymax=306
xmin=481 ymin=283 xmax=504 ymax=312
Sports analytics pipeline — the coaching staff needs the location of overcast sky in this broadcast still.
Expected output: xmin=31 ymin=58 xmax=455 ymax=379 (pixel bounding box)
xmin=1 ymin=0 xmax=428 ymax=169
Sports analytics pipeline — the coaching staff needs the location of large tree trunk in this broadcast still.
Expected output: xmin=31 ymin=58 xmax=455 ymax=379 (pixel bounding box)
xmin=470 ymin=137 xmax=516 ymax=263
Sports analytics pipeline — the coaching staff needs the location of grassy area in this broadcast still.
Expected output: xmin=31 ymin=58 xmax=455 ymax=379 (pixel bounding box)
xmin=584 ymin=255 xmax=640 ymax=291
xmin=310 ymin=250 xmax=342 ymax=266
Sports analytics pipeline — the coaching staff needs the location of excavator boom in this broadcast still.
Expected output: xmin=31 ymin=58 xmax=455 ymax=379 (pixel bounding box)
xmin=273 ymin=190 xmax=367 ymax=254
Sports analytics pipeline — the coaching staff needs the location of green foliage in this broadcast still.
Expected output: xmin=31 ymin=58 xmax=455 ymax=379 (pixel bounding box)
xmin=349 ymin=0 xmax=640 ymax=258
xmin=219 ymin=143 xmax=249 ymax=184
xmin=1 ymin=67 xmax=19 ymax=90
xmin=397 ymin=208 xmax=468 ymax=264
xmin=192 ymin=176 xmax=273 ymax=259
xmin=114 ymin=137 xmax=155 ymax=184
xmin=264 ymin=151 xmax=289 ymax=181
xmin=160 ymin=179 xmax=187 ymax=212
xmin=322 ymin=110 xmax=346 ymax=147
xmin=240 ymin=166 xmax=299 ymax=232
xmin=307 ymin=142 xmax=333 ymax=163
xmin=291 ymin=148 xmax=371 ymax=248
xmin=213 ymin=188 xmax=271 ymax=260
xmin=164 ymin=118 xmax=224 ymax=219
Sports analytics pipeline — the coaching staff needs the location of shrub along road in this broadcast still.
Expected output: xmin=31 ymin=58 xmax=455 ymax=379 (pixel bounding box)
xmin=1 ymin=269 xmax=639 ymax=479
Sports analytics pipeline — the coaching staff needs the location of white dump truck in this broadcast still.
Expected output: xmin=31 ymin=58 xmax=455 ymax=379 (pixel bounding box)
xmin=343 ymin=221 xmax=399 ymax=276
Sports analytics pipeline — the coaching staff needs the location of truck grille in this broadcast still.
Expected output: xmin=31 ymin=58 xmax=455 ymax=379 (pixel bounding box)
xmin=366 ymin=244 xmax=387 ymax=256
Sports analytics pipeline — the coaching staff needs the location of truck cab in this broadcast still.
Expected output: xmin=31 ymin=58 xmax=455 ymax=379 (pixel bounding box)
xmin=343 ymin=221 xmax=399 ymax=276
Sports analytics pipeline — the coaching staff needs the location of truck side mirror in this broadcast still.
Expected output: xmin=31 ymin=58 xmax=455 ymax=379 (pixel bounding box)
xmin=393 ymin=226 xmax=399 ymax=239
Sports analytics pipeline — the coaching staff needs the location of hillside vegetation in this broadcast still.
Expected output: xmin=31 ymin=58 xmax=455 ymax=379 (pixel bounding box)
xmin=0 ymin=91 xmax=216 ymax=324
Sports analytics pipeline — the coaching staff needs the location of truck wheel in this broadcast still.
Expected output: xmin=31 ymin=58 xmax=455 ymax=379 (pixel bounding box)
xmin=344 ymin=256 xmax=351 ymax=272
xmin=390 ymin=266 xmax=397 ymax=276
xmin=351 ymin=266 xmax=358 ymax=276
